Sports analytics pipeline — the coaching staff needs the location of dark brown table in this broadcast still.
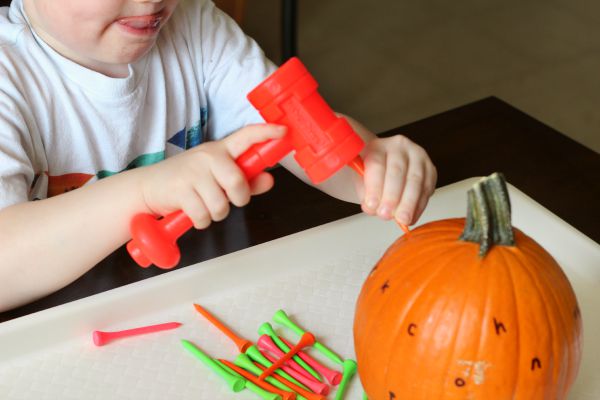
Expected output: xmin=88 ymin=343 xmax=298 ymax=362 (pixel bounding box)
xmin=2 ymin=97 xmax=598 ymax=323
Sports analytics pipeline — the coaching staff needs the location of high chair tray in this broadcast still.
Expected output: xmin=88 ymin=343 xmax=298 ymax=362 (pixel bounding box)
xmin=0 ymin=178 xmax=598 ymax=399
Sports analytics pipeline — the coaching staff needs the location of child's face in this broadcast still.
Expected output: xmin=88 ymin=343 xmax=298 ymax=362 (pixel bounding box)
xmin=24 ymin=0 xmax=180 ymax=77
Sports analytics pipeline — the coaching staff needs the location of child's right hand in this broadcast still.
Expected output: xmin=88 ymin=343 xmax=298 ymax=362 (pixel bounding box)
xmin=139 ymin=124 xmax=287 ymax=229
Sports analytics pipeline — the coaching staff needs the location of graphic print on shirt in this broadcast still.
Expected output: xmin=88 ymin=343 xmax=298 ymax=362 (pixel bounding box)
xmin=167 ymin=108 xmax=208 ymax=150
xmin=96 ymin=151 xmax=166 ymax=179
xmin=99 ymin=108 xmax=208 ymax=177
xmin=43 ymin=108 xmax=208 ymax=198
xmin=46 ymin=172 xmax=94 ymax=197
xmin=30 ymin=172 xmax=43 ymax=200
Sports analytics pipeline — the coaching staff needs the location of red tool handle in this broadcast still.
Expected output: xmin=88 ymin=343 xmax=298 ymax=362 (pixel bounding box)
xmin=127 ymin=137 xmax=293 ymax=269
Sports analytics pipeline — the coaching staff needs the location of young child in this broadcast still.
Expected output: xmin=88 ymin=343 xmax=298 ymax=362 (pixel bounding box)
xmin=0 ymin=0 xmax=437 ymax=311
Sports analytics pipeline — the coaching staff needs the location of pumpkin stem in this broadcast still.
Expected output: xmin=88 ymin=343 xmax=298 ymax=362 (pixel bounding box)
xmin=460 ymin=172 xmax=515 ymax=257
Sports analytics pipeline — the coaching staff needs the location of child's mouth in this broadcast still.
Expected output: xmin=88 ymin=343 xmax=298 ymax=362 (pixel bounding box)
xmin=116 ymin=12 xmax=164 ymax=35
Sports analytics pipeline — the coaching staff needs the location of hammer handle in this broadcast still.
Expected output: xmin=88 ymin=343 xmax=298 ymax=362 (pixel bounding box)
xmin=127 ymin=137 xmax=294 ymax=268
xmin=236 ymin=137 xmax=294 ymax=180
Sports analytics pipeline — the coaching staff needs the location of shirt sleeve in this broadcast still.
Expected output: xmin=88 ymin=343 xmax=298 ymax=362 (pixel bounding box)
xmin=183 ymin=0 xmax=277 ymax=140
xmin=0 ymin=88 xmax=37 ymax=210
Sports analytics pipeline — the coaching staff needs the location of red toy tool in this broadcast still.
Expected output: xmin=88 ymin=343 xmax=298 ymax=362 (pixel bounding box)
xmin=126 ymin=57 xmax=365 ymax=269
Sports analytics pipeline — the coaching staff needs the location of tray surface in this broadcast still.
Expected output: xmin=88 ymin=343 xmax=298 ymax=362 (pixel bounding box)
xmin=1 ymin=178 xmax=598 ymax=399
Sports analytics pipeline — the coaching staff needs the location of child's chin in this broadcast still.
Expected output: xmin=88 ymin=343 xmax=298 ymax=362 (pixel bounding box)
xmin=113 ymin=44 xmax=156 ymax=65
xmin=88 ymin=47 xmax=153 ymax=77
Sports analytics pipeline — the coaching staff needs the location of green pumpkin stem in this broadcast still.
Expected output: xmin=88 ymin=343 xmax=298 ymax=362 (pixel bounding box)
xmin=460 ymin=172 xmax=515 ymax=257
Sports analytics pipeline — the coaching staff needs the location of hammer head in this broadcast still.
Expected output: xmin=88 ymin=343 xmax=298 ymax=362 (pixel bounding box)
xmin=248 ymin=57 xmax=364 ymax=184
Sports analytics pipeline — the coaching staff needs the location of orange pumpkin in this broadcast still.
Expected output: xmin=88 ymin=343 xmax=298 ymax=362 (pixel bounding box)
xmin=353 ymin=173 xmax=582 ymax=400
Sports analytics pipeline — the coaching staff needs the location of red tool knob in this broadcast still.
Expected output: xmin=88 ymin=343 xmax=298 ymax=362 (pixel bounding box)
xmin=127 ymin=138 xmax=293 ymax=269
xmin=127 ymin=212 xmax=191 ymax=268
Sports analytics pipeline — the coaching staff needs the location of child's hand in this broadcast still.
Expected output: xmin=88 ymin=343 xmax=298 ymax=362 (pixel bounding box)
xmin=140 ymin=124 xmax=287 ymax=229
xmin=358 ymin=135 xmax=437 ymax=226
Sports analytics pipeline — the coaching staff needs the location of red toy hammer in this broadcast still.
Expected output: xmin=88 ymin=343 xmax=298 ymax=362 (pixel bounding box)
xmin=127 ymin=57 xmax=365 ymax=269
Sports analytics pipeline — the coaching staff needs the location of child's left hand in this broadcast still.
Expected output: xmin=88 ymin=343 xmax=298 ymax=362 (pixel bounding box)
xmin=357 ymin=134 xmax=437 ymax=226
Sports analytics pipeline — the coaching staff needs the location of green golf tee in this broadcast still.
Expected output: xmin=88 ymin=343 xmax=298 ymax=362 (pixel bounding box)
xmin=259 ymin=322 xmax=322 ymax=382
xmin=180 ymin=339 xmax=245 ymax=392
xmin=217 ymin=360 xmax=282 ymax=400
xmin=235 ymin=353 xmax=308 ymax=400
xmin=273 ymin=309 xmax=343 ymax=365
xmin=245 ymin=345 xmax=309 ymax=391
xmin=334 ymin=359 xmax=357 ymax=400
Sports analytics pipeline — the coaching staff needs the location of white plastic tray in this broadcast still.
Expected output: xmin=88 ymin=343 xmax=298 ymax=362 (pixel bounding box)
xmin=0 ymin=178 xmax=598 ymax=399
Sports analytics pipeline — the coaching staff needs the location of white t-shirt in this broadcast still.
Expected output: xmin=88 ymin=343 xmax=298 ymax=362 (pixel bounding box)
xmin=0 ymin=0 xmax=275 ymax=208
